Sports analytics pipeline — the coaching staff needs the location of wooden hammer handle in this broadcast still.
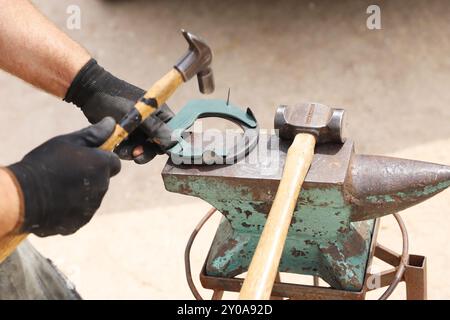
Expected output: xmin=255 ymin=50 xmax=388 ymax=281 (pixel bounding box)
xmin=100 ymin=68 xmax=183 ymax=151
xmin=239 ymin=133 xmax=316 ymax=300
xmin=0 ymin=69 xmax=184 ymax=263
xmin=0 ymin=233 xmax=27 ymax=263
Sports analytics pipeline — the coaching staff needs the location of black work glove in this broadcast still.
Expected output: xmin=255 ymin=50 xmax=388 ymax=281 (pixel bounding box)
xmin=64 ymin=58 xmax=174 ymax=164
xmin=8 ymin=118 xmax=121 ymax=237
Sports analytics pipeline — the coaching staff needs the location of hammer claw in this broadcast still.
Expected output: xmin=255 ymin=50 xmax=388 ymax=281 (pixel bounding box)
xmin=175 ymin=30 xmax=214 ymax=94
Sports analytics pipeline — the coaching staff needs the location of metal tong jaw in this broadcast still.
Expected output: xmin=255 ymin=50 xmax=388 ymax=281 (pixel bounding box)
xmin=166 ymin=99 xmax=259 ymax=165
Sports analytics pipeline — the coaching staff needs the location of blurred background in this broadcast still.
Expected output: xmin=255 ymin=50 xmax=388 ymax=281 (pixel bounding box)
xmin=0 ymin=0 xmax=449 ymax=299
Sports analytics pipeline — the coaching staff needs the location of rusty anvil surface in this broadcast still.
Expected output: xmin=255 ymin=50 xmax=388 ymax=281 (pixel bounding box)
xmin=162 ymin=134 xmax=450 ymax=291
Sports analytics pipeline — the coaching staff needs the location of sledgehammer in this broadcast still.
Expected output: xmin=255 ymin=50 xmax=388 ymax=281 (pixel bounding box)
xmin=239 ymin=103 xmax=345 ymax=299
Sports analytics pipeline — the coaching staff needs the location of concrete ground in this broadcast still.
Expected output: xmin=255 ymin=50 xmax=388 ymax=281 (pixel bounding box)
xmin=0 ymin=0 xmax=449 ymax=299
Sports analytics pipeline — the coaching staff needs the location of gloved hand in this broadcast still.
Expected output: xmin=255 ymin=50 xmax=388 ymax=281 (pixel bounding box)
xmin=7 ymin=118 xmax=121 ymax=237
xmin=64 ymin=58 xmax=174 ymax=164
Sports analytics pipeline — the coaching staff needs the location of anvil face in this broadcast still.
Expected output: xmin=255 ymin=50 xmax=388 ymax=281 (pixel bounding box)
xmin=162 ymin=134 xmax=450 ymax=291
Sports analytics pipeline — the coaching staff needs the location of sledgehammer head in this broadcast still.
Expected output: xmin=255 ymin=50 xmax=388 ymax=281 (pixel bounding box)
xmin=274 ymin=103 xmax=346 ymax=144
xmin=174 ymin=30 xmax=215 ymax=94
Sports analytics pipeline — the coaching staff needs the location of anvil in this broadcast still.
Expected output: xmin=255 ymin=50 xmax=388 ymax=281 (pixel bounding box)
xmin=162 ymin=134 xmax=450 ymax=291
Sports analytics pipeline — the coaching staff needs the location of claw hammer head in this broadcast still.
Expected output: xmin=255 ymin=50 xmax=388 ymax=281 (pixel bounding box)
xmin=174 ymin=30 xmax=215 ymax=94
xmin=274 ymin=102 xmax=346 ymax=144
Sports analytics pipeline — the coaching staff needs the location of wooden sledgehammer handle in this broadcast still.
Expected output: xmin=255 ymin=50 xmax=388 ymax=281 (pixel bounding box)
xmin=239 ymin=133 xmax=316 ymax=300
xmin=0 ymin=69 xmax=184 ymax=264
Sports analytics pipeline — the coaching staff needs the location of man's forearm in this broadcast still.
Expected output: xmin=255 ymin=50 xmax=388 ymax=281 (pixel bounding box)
xmin=0 ymin=0 xmax=91 ymax=97
xmin=0 ymin=168 xmax=21 ymax=238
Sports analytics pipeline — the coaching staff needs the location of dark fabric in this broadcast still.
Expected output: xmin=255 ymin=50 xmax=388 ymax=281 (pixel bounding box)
xmin=8 ymin=118 xmax=121 ymax=237
xmin=64 ymin=58 xmax=175 ymax=164
xmin=0 ymin=240 xmax=81 ymax=300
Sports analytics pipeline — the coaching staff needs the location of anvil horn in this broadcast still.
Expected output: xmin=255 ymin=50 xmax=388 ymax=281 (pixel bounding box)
xmin=349 ymin=155 xmax=450 ymax=221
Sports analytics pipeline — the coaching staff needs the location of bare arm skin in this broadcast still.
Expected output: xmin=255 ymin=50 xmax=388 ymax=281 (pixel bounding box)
xmin=0 ymin=0 xmax=91 ymax=98
xmin=0 ymin=169 xmax=21 ymax=238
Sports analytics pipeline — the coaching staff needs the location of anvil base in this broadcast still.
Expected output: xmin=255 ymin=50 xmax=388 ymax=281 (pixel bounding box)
xmin=206 ymin=216 xmax=375 ymax=291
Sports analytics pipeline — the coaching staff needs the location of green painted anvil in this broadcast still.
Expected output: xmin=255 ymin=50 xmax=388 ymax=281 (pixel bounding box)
xmin=162 ymin=133 xmax=450 ymax=291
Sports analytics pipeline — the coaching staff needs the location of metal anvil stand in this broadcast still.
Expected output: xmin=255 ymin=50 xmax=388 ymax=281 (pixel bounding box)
xmin=199 ymin=213 xmax=427 ymax=300
xmin=162 ymin=134 xmax=444 ymax=300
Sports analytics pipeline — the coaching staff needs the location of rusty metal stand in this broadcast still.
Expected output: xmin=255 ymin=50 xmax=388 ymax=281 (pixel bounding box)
xmin=199 ymin=244 xmax=427 ymax=300
xmin=373 ymin=245 xmax=427 ymax=300
xmin=187 ymin=208 xmax=427 ymax=300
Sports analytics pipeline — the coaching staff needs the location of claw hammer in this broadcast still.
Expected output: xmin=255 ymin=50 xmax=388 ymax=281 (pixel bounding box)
xmin=239 ymin=103 xmax=345 ymax=300
xmin=0 ymin=30 xmax=215 ymax=263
